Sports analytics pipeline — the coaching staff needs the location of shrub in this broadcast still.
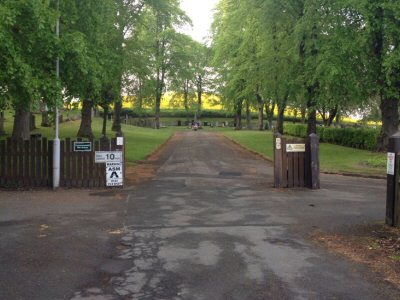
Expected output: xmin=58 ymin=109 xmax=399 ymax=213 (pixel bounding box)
xmin=284 ymin=123 xmax=379 ymax=151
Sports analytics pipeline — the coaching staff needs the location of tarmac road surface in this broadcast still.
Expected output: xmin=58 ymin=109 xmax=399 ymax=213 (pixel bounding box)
xmin=1 ymin=131 xmax=399 ymax=300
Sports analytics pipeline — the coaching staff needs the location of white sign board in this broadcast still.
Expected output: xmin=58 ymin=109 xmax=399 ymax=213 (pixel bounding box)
xmin=286 ymin=144 xmax=306 ymax=153
xmin=276 ymin=138 xmax=281 ymax=150
xmin=106 ymin=162 xmax=123 ymax=186
xmin=117 ymin=137 xmax=124 ymax=146
xmin=95 ymin=151 xmax=123 ymax=163
xmin=387 ymin=152 xmax=395 ymax=175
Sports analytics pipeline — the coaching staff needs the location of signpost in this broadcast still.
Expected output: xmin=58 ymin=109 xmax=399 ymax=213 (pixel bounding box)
xmin=386 ymin=133 xmax=400 ymax=227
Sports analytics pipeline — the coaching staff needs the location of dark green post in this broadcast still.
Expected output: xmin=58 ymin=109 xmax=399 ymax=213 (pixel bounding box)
xmin=386 ymin=133 xmax=400 ymax=227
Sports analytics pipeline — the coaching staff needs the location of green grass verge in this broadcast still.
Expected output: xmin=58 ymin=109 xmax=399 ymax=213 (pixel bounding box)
xmin=220 ymin=128 xmax=386 ymax=176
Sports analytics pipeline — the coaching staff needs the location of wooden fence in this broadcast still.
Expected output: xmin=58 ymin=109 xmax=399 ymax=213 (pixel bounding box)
xmin=274 ymin=133 xmax=320 ymax=189
xmin=0 ymin=137 xmax=124 ymax=188
xmin=0 ymin=137 xmax=53 ymax=187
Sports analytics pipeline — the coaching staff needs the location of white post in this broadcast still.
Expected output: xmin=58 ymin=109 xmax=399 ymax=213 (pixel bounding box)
xmin=53 ymin=0 xmax=60 ymax=189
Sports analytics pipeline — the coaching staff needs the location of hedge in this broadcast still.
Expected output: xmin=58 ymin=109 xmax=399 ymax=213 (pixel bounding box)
xmin=114 ymin=108 xmax=307 ymax=122
xmin=117 ymin=108 xmax=238 ymax=119
xmin=284 ymin=123 xmax=380 ymax=151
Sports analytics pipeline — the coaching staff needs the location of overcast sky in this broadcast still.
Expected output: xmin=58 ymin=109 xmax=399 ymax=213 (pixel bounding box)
xmin=180 ymin=0 xmax=219 ymax=43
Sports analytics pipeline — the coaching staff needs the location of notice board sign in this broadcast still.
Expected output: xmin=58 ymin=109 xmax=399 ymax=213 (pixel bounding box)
xmin=387 ymin=152 xmax=395 ymax=175
xmin=106 ymin=162 xmax=123 ymax=186
xmin=286 ymin=144 xmax=306 ymax=153
xmin=74 ymin=142 xmax=92 ymax=152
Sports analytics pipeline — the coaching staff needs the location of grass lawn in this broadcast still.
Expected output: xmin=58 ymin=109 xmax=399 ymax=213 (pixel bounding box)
xmin=219 ymin=128 xmax=387 ymax=176
xmin=2 ymin=111 xmax=387 ymax=175
xmin=2 ymin=111 xmax=182 ymax=165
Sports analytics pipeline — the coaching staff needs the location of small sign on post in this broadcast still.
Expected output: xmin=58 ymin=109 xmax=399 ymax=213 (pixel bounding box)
xmin=95 ymin=151 xmax=123 ymax=163
xmin=106 ymin=162 xmax=123 ymax=186
xmin=286 ymin=144 xmax=306 ymax=153
xmin=117 ymin=137 xmax=124 ymax=146
xmin=74 ymin=141 xmax=92 ymax=152
xmin=387 ymin=152 xmax=395 ymax=175
xmin=276 ymin=138 xmax=281 ymax=150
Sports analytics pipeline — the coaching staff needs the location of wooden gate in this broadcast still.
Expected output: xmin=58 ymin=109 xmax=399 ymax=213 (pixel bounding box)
xmin=0 ymin=136 xmax=124 ymax=189
xmin=274 ymin=133 xmax=320 ymax=189
xmin=60 ymin=137 xmax=124 ymax=188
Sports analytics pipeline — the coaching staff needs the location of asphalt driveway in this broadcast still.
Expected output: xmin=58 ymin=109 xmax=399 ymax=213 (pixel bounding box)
xmin=1 ymin=131 xmax=398 ymax=299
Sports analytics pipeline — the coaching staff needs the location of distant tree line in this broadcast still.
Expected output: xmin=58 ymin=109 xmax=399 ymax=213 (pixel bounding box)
xmin=211 ymin=0 xmax=400 ymax=150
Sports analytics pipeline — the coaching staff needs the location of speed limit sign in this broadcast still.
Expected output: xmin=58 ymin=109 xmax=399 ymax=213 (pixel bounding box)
xmin=95 ymin=151 xmax=123 ymax=163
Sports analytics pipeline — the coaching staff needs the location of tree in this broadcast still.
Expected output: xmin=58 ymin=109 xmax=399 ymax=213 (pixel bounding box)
xmin=359 ymin=0 xmax=400 ymax=150
xmin=135 ymin=1 xmax=189 ymax=129
xmin=111 ymin=0 xmax=147 ymax=135
xmin=169 ymin=35 xmax=197 ymax=122
xmin=211 ymin=0 xmax=374 ymax=137
xmin=168 ymin=36 xmax=210 ymax=122
xmin=0 ymin=0 xmax=58 ymax=140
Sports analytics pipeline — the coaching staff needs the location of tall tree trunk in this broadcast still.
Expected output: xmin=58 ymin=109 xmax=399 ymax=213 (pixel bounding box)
xmin=235 ymin=100 xmax=243 ymax=130
xmin=327 ymin=106 xmax=338 ymax=127
xmin=276 ymin=93 xmax=288 ymax=134
xmin=102 ymin=106 xmax=108 ymax=139
xmin=377 ymin=96 xmax=399 ymax=151
xmin=30 ymin=113 xmax=36 ymax=131
xmin=112 ymin=99 xmax=122 ymax=134
xmin=0 ymin=111 xmax=5 ymax=135
xmin=369 ymin=5 xmax=388 ymax=150
xmin=307 ymin=108 xmax=317 ymax=135
xmin=265 ymin=100 xmax=275 ymax=131
xmin=12 ymin=108 xmax=30 ymax=140
xmin=77 ymin=99 xmax=94 ymax=138
xmin=155 ymin=93 xmax=161 ymax=129
xmin=335 ymin=113 xmax=341 ymax=127
xmin=246 ymin=100 xmax=251 ymax=129
xmin=154 ymin=64 xmax=165 ymax=130
xmin=306 ymin=83 xmax=318 ymax=135
xmin=277 ymin=105 xmax=286 ymax=134
xmin=318 ymin=107 xmax=328 ymax=126
xmin=197 ymin=75 xmax=202 ymax=118
xmin=301 ymin=108 xmax=306 ymax=124
xmin=41 ymin=112 xmax=51 ymax=127
xmin=184 ymin=80 xmax=190 ymax=123
xmin=256 ymin=94 xmax=264 ymax=131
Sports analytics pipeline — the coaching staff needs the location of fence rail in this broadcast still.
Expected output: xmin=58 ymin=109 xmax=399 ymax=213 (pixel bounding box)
xmin=0 ymin=137 xmax=124 ymax=189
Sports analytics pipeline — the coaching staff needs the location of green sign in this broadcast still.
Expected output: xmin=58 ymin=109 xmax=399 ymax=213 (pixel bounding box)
xmin=74 ymin=141 xmax=92 ymax=152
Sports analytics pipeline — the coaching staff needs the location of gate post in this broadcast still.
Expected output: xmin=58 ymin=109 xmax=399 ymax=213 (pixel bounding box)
xmin=386 ymin=133 xmax=400 ymax=227
xmin=308 ymin=133 xmax=320 ymax=190
xmin=274 ymin=133 xmax=283 ymax=188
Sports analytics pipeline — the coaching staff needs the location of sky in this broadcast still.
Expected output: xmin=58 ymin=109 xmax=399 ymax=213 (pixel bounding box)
xmin=180 ymin=0 xmax=219 ymax=43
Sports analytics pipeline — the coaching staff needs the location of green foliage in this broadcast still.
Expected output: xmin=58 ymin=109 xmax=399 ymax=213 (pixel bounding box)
xmin=284 ymin=123 xmax=380 ymax=151
xmin=0 ymin=0 xmax=58 ymax=109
